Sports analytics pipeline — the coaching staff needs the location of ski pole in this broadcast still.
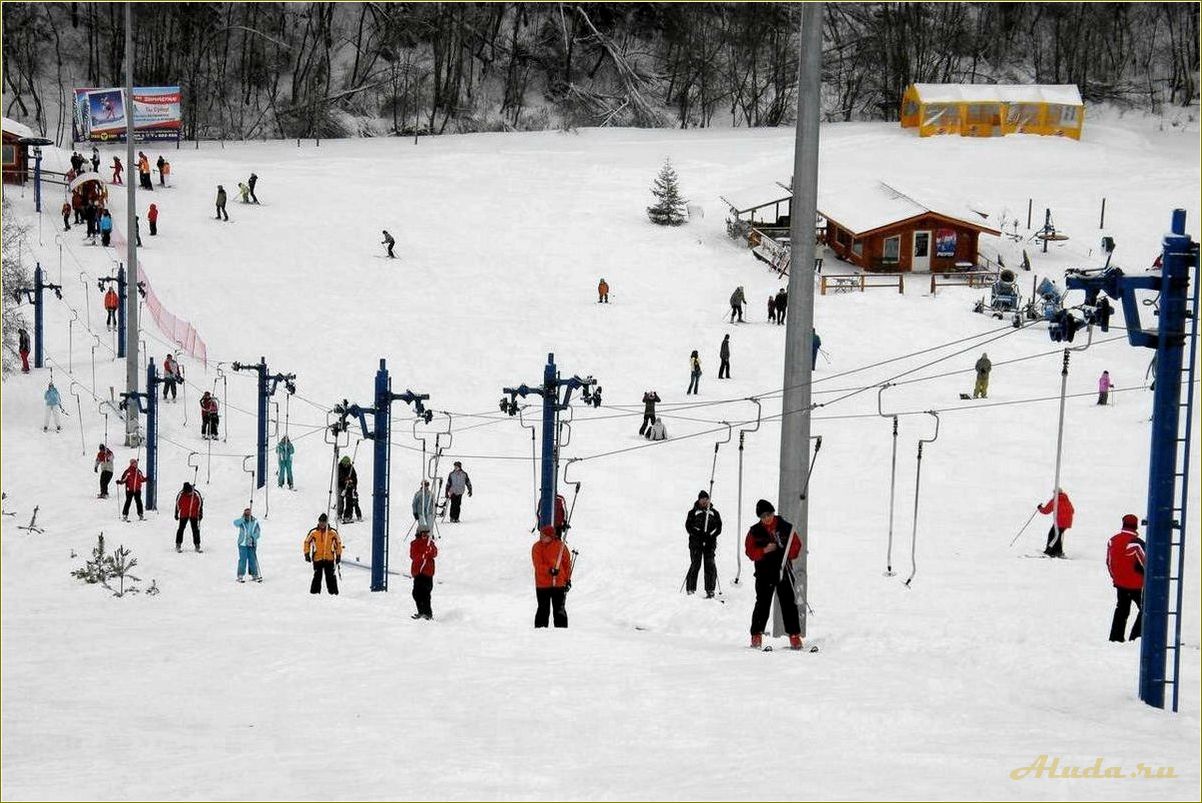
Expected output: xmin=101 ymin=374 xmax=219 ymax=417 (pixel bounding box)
xmin=1008 ymin=508 xmax=1039 ymax=547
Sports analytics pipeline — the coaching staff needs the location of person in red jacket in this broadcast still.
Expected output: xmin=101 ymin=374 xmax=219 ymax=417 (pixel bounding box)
xmin=200 ymin=391 xmax=220 ymax=440
xmin=174 ymin=481 xmax=205 ymax=553
xmin=409 ymin=525 xmax=438 ymax=620
xmin=1037 ymin=487 xmax=1074 ymax=557
xmin=61 ymin=201 xmax=71 ymax=232
xmin=532 ymin=524 xmax=573 ymax=628
xmin=111 ymin=156 xmax=123 ymax=185
xmin=147 ymin=203 xmax=159 ymax=236
xmin=116 ymin=458 xmax=146 ymax=521
xmin=553 ymin=493 xmax=568 ymax=538
xmin=1107 ymin=514 xmax=1146 ymax=642
xmin=745 ymin=499 xmax=805 ymax=650
xmin=103 ymin=287 xmax=120 ymax=330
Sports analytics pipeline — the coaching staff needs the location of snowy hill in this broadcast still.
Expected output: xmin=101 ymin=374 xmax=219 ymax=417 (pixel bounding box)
xmin=2 ymin=116 xmax=1199 ymax=800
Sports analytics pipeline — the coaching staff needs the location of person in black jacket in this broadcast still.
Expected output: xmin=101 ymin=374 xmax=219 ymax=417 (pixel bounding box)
xmin=718 ymin=334 xmax=731 ymax=379
xmin=744 ymin=499 xmax=804 ymax=650
xmin=684 ymin=491 xmax=722 ymax=597
xmin=336 ymin=456 xmax=362 ymax=523
xmin=639 ymin=391 xmax=660 ymax=436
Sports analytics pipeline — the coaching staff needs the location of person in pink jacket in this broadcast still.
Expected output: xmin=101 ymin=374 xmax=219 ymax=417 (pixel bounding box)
xmin=1097 ymin=370 xmax=1114 ymax=405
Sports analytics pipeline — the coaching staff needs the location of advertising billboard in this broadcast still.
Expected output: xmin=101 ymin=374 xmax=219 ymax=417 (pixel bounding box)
xmin=73 ymin=87 xmax=181 ymax=143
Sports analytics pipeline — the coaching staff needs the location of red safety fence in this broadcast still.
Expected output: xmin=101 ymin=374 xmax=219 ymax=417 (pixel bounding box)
xmin=141 ymin=272 xmax=208 ymax=368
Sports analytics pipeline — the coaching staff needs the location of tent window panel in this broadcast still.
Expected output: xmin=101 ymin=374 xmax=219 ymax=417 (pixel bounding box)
xmin=1058 ymin=105 xmax=1079 ymax=124
xmin=883 ymin=236 xmax=901 ymax=263
xmin=923 ymin=104 xmax=959 ymax=128
xmin=1007 ymin=104 xmax=1041 ymax=127
xmin=966 ymin=104 xmax=1001 ymax=124
xmin=903 ymin=100 xmax=919 ymax=118
xmin=1 ymin=144 xmax=14 ymax=166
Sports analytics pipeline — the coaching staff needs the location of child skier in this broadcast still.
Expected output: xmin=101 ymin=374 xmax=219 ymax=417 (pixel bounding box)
xmin=237 ymin=182 xmax=251 ymax=203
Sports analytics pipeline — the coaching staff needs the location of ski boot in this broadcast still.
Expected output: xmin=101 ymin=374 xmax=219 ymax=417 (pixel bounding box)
xmin=237 ymin=577 xmax=245 ymax=583
xmin=175 ymin=545 xmax=182 ymax=553
xmin=789 ymin=634 xmax=804 ymax=651
xmin=750 ymin=633 xmax=763 ymax=650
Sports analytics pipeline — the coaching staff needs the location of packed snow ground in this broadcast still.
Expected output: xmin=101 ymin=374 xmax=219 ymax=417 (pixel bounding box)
xmin=2 ymin=112 xmax=1200 ymax=800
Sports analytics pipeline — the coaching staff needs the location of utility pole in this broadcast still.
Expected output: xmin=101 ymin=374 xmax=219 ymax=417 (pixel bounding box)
xmin=777 ymin=1 xmax=823 ymax=639
xmin=123 ymin=1 xmax=140 ymax=447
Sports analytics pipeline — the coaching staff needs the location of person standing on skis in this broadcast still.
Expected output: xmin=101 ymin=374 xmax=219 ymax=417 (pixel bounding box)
xmin=1037 ymin=487 xmax=1074 ymax=558
xmin=532 ymin=524 xmax=572 ymax=628
xmin=412 ymin=479 xmax=435 ymax=531
xmin=276 ymin=435 xmax=295 ymax=490
xmin=17 ymin=328 xmax=31 ymax=373
xmin=104 ymin=286 xmax=120 ymax=330
xmin=303 ymin=513 xmax=341 ymax=595
xmin=718 ymin=334 xmax=731 ymax=379
xmin=116 ymin=458 xmax=146 ymax=521
xmin=215 ymin=185 xmax=229 ymax=221
xmin=1107 ymin=514 xmax=1145 ymax=642
xmin=445 ymin=461 xmax=472 ymax=523
xmin=381 ymin=230 xmax=396 ymax=259
xmin=336 ymin=456 xmax=361 ymax=523
xmin=684 ymin=490 xmax=722 ymax=598
xmin=174 ymin=481 xmax=204 ymax=553
xmin=248 ymin=173 xmax=260 ymax=204
xmin=43 ymin=381 xmax=64 ymax=432
xmin=745 ymin=499 xmax=805 ymax=650
xmin=162 ymin=353 xmax=179 ymax=402
xmin=94 ymin=443 xmax=115 ymax=498
xmin=729 ymin=286 xmax=746 ymax=323
xmin=233 ymin=507 xmax=262 ymax=583
xmin=410 ymin=525 xmax=438 ymax=619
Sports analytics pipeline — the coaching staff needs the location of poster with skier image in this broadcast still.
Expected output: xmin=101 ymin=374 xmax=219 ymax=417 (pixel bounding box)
xmin=73 ymin=87 xmax=182 ymax=143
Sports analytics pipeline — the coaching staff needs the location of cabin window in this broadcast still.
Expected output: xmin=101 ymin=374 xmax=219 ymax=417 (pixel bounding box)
xmin=852 ymin=241 xmax=863 ymax=257
xmin=883 ymin=236 xmax=901 ymax=263
xmin=1 ymin=144 xmax=14 ymax=166
xmin=837 ymin=228 xmax=851 ymax=248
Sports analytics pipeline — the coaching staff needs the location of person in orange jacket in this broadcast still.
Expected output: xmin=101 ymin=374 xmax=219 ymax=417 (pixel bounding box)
xmin=532 ymin=524 xmax=572 ymax=628
xmin=137 ymin=151 xmax=153 ymax=190
xmin=148 ymin=203 xmax=159 ymax=236
xmin=597 ymin=278 xmax=609 ymax=303
xmin=1037 ymin=487 xmax=1074 ymax=558
xmin=409 ymin=524 xmax=438 ymax=620
xmin=744 ymin=499 xmax=804 ymax=650
xmin=103 ymin=287 xmax=120 ymax=330
xmin=303 ymin=513 xmax=342 ymax=595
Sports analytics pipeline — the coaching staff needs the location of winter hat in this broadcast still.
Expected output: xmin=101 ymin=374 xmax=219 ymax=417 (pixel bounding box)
xmin=755 ymin=499 xmax=775 ymax=517
xmin=340 ymin=456 xmax=351 ymax=465
xmin=318 ymin=513 xmax=329 ymax=523
xmin=697 ymin=490 xmax=709 ymax=499
xmin=453 ymin=461 xmax=462 ymax=468
xmin=1122 ymin=514 xmax=1139 ymax=531
xmin=182 ymin=482 xmax=192 ymax=492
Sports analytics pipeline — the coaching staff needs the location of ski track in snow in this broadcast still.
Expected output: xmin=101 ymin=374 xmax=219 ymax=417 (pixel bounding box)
xmin=2 ymin=115 xmax=1200 ymax=800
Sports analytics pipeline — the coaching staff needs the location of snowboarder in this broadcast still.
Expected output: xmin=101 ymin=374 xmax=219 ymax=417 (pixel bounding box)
xmin=1107 ymin=514 xmax=1145 ymax=642
xmin=103 ymin=286 xmax=119 ymax=329
xmin=774 ymin=288 xmax=788 ymax=325
xmin=116 ymin=458 xmax=146 ymax=521
xmin=1098 ymin=370 xmax=1114 ymax=405
xmin=237 ymin=182 xmax=251 ymax=203
xmin=684 ymin=490 xmax=722 ymax=597
xmin=200 ymin=391 xmax=220 ymax=439
xmin=215 ymin=185 xmax=228 ymax=220
xmin=336 ymin=456 xmax=362 ymax=523
xmin=233 ymin=507 xmax=262 ymax=582
xmin=43 ymin=381 xmax=63 ymax=432
xmin=1037 ymin=487 xmax=1074 ymax=558
xmin=767 ymin=294 xmax=777 ymax=324
xmin=147 ymin=203 xmax=159 ymax=236
xmin=61 ymin=201 xmax=71 ymax=232
xmin=729 ymin=286 xmax=746 ymax=323
xmin=111 ymin=156 xmax=123 ymax=185
xmin=410 ymin=525 xmax=438 ymax=619
xmin=99 ymin=210 xmax=113 ymax=247
xmin=155 ymin=155 xmax=166 ymax=186
xmin=445 ymin=461 xmax=472 ymax=523
xmin=303 ymin=513 xmax=342 ymax=595
xmin=639 ymin=391 xmax=661 ymax=436
xmin=532 ymin=524 xmax=572 ymax=628
xmin=248 ymin=172 xmax=259 ymax=204
xmin=718 ymin=334 xmax=731 ymax=379
xmin=811 ymin=329 xmax=822 ymax=368
xmin=174 ymin=481 xmax=205 ymax=553
xmin=597 ymin=278 xmax=609 ymax=303
xmin=687 ymin=350 xmax=701 ymax=395
xmin=645 ymin=416 xmax=667 ymax=441
xmin=745 ymin=499 xmax=805 ymax=650
xmin=973 ymin=352 xmax=991 ymax=399
xmin=17 ymin=328 xmax=30 ymax=373
xmin=94 ymin=443 xmax=114 ymax=497
xmin=381 ymin=230 xmax=396 ymax=259
xmin=137 ymin=152 xmax=153 ymax=190
xmin=412 ymin=479 xmax=436 ymax=531
xmin=276 ymin=435 xmax=295 ymax=490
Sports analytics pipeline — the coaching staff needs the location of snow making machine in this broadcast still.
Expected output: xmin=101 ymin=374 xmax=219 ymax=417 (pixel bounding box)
xmin=973 ymin=268 xmax=1022 ymax=318
xmin=1024 ymin=276 xmax=1064 ymax=321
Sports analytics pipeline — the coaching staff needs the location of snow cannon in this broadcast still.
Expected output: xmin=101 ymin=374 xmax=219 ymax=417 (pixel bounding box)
xmin=989 ymin=269 xmax=1020 ymax=312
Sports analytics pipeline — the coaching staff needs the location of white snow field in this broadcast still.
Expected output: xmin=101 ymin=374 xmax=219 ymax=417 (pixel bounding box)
xmin=2 ymin=110 xmax=1200 ymax=801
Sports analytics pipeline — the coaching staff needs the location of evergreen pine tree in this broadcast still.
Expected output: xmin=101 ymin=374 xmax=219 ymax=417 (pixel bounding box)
xmin=647 ymin=159 xmax=688 ymax=226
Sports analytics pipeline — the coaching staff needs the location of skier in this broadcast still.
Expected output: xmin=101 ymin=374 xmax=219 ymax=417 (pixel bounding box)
xmin=767 ymin=294 xmax=777 ymax=324
xmin=412 ymin=479 xmax=436 ymax=531
xmin=17 ymin=328 xmax=30 ymax=373
xmin=644 ymin=416 xmax=667 ymax=441
xmin=215 ymin=185 xmax=229 ymax=221
xmin=99 ymin=210 xmax=113 ymax=247
xmin=161 ymin=353 xmax=179 ymax=401
xmin=811 ymin=328 xmax=822 ymax=368
xmin=1098 ymin=370 xmax=1114 ymax=405
xmin=83 ymin=201 xmax=97 ymax=241
xmin=639 ymin=391 xmax=661 ymax=436
xmin=445 ymin=461 xmax=472 ymax=523
xmin=532 ymin=524 xmax=572 ymax=628
xmin=43 ymin=381 xmax=63 ymax=432
xmin=111 ymin=156 xmax=123 ymax=185
xmin=237 ymin=182 xmax=251 ymax=203
xmin=336 ymin=456 xmax=362 ymax=523
xmin=687 ymin=350 xmax=701 ymax=395
xmin=200 ymin=391 xmax=220 ymax=439
xmin=116 ymin=458 xmax=146 ymax=521
xmin=160 ymin=159 xmax=171 ymax=187
xmin=381 ymin=230 xmax=396 ymax=259
xmin=103 ymin=286 xmax=119 ymax=329
xmin=745 ymin=499 xmax=805 ymax=650
xmin=1037 ymin=487 xmax=1074 ymax=558
xmin=1107 ymin=514 xmax=1145 ymax=642
xmin=155 ymin=155 xmax=166 ymax=186
xmin=729 ymin=286 xmax=746 ymax=323
xmin=61 ymin=201 xmax=71 ymax=232
xmin=276 ymin=435 xmax=295 ymax=490
xmin=233 ymin=507 xmax=262 ymax=582
xmin=91 ymin=146 xmax=100 ymax=174
xmin=973 ymin=352 xmax=991 ymax=399
xmin=137 ymin=152 xmax=153 ymax=190
xmin=718 ymin=334 xmax=731 ymax=379
xmin=303 ymin=513 xmax=342 ymax=595
xmin=597 ymin=278 xmax=609 ymax=303
xmin=248 ymin=172 xmax=260 ymax=204
xmin=409 ymin=525 xmax=438 ymax=619
xmin=774 ymin=288 xmax=788 ymax=325
xmin=684 ymin=490 xmax=722 ymax=597
xmin=94 ymin=443 xmax=115 ymax=497
xmin=174 ymin=481 xmax=205 ymax=553
xmin=147 ymin=203 xmax=159 ymax=236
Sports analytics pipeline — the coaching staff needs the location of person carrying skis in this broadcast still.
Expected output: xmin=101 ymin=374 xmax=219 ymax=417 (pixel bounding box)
xmin=687 ymin=350 xmax=701 ymax=395
xmin=532 ymin=524 xmax=572 ymax=628
xmin=412 ymin=479 xmax=436 ymax=531
xmin=61 ymin=201 xmax=72 ymax=232
xmin=410 ymin=525 xmax=438 ymax=619
xmin=215 ymin=185 xmax=228 ymax=221
xmin=248 ymin=173 xmax=260 ymax=204
xmin=767 ymin=294 xmax=777 ymax=324
xmin=1098 ymin=370 xmax=1114 ymax=405
xmin=1107 ymin=513 xmax=1145 ymax=642
xmin=17 ymin=328 xmax=30 ymax=373
xmin=233 ymin=507 xmax=262 ymax=582
xmin=43 ymin=381 xmax=64 ymax=432
xmin=774 ymin=288 xmax=788 ymax=325
xmin=336 ymin=456 xmax=362 ymax=523
xmin=94 ymin=443 xmax=115 ymax=497
xmin=111 ymin=156 xmax=123 ymax=185
xmin=445 ymin=461 xmax=472 ymax=523
xmin=597 ymin=278 xmax=609 ymax=303
xmin=811 ymin=329 xmax=822 ymax=368
xmin=644 ymin=416 xmax=667 ymax=441
xmin=104 ymin=286 xmax=120 ymax=329
xmin=117 ymin=458 xmax=146 ymax=521
xmin=639 ymin=390 xmax=661 ymax=436
xmin=303 ymin=513 xmax=341 ymax=595
xmin=237 ymin=182 xmax=251 ymax=203
xmin=745 ymin=499 xmax=805 ymax=650
xmin=381 ymin=230 xmax=396 ymax=259
xmin=200 ymin=391 xmax=220 ymax=439
xmin=973 ymin=352 xmax=991 ymax=399
xmin=276 ymin=435 xmax=295 ymax=490
xmin=729 ymin=286 xmax=746 ymax=323
xmin=174 ymin=481 xmax=205 ymax=553
xmin=684 ymin=490 xmax=722 ymax=598
xmin=1037 ymin=487 xmax=1074 ymax=558
xmin=147 ymin=203 xmax=159 ymax=236
xmin=718 ymin=334 xmax=731 ymax=379
xmin=99 ymin=209 xmax=113 ymax=247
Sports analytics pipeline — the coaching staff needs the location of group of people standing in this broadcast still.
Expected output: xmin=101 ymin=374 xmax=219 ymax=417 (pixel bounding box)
xmin=215 ymin=174 xmax=259 ymax=221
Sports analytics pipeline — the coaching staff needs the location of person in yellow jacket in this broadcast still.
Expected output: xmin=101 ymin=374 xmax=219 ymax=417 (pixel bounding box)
xmin=303 ymin=513 xmax=343 ymax=595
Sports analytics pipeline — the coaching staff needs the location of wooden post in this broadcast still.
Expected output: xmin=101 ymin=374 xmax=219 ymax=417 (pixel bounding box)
xmin=819 ymin=276 xmax=827 ymax=296
xmin=1027 ymin=198 xmax=1033 ymax=229
xmin=898 ymin=275 xmax=904 ymax=295
xmin=930 ymin=274 xmax=936 ymax=294
xmin=860 ymin=274 xmax=865 ymax=292
xmin=1099 ymin=197 xmax=1106 ymax=229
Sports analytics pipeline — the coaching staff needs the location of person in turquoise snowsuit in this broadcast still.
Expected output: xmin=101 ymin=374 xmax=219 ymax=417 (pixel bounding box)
xmin=232 ymin=507 xmax=262 ymax=582
xmin=276 ymin=435 xmax=294 ymax=489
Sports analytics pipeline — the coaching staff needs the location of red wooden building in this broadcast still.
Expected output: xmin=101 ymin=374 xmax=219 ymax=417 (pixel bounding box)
xmin=820 ymin=182 xmax=1000 ymax=272
xmin=2 ymin=117 xmax=35 ymax=185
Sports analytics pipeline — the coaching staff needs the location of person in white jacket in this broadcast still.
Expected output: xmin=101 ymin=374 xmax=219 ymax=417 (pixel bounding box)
xmin=645 ymin=417 xmax=668 ymax=441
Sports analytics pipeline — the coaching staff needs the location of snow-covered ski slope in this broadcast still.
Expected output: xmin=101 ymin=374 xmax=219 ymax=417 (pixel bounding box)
xmin=2 ymin=110 xmax=1199 ymax=800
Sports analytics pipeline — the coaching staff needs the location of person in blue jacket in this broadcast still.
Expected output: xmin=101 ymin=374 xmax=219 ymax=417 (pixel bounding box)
xmin=276 ymin=435 xmax=294 ymax=490
xmin=233 ymin=507 xmax=262 ymax=582
xmin=43 ymin=382 xmax=64 ymax=432
xmin=811 ymin=329 xmax=822 ymax=369
xmin=412 ymin=480 xmax=436 ymax=531
xmin=99 ymin=210 xmax=114 ymax=247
